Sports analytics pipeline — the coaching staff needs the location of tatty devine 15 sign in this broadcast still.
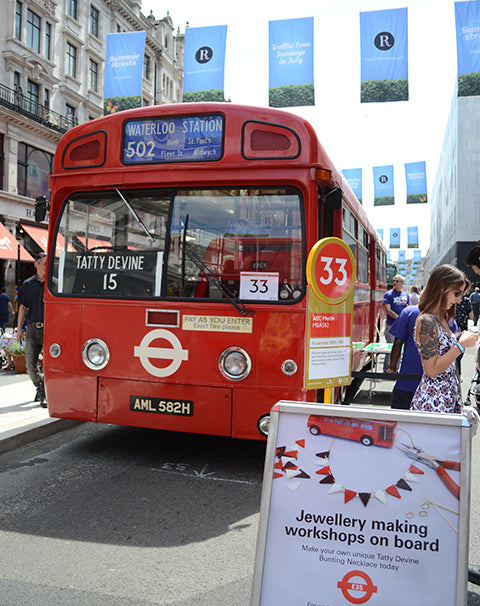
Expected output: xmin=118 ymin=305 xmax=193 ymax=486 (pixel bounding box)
xmin=304 ymin=237 xmax=356 ymax=389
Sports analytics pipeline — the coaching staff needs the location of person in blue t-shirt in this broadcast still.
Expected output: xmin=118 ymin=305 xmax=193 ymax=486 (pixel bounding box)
xmin=382 ymin=275 xmax=409 ymax=372
xmin=387 ymin=306 xmax=422 ymax=409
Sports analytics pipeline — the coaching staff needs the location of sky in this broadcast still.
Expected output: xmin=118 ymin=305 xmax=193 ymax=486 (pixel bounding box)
xmin=141 ymin=0 xmax=460 ymax=259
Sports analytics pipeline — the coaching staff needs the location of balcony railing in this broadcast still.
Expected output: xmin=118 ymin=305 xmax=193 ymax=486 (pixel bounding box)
xmin=0 ymin=83 xmax=78 ymax=134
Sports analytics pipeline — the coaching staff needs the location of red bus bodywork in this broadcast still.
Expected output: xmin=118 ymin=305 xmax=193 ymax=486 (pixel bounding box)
xmin=42 ymin=103 xmax=387 ymax=440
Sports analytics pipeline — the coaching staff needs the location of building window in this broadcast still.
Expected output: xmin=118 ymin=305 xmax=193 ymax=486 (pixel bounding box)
xmin=27 ymin=9 xmax=41 ymax=53
xmin=143 ymin=54 xmax=151 ymax=80
xmin=45 ymin=22 xmax=52 ymax=60
xmin=89 ymin=59 xmax=98 ymax=92
xmin=26 ymin=80 xmax=40 ymax=118
xmin=66 ymin=104 xmax=76 ymax=127
xmin=67 ymin=0 xmax=78 ymax=20
xmin=66 ymin=42 xmax=77 ymax=77
xmin=90 ymin=5 xmax=99 ymax=37
xmin=17 ymin=144 xmax=53 ymax=199
xmin=15 ymin=1 xmax=22 ymax=40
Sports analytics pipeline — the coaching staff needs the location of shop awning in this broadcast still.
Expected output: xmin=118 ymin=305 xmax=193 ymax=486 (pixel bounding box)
xmin=0 ymin=223 xmax=33 ymax=261
xmin=19 ymin=223 xmax=48 ymax=252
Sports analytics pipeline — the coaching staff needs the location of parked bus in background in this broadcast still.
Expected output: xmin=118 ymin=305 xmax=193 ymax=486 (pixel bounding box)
xmin=307 ymin=414 xmax=397 ymax=447
xmin=36 ymin=103 xmax=387 ymax=440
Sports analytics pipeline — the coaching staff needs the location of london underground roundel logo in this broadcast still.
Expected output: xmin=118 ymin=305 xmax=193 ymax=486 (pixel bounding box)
xmin=337 ymin=569 xmax=378 ymax=604
xmin=306 ymin=237 xmax=356 ymax=304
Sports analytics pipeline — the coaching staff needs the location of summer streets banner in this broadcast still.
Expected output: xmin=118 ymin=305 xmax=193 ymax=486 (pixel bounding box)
xmin=268 ymin=17 xmax=314 ymax=108
xmin=373 ymin=165 xmax=394 ymax=206
xmin=360 ymin=8 xmax=408 ymax=103
xmin=104 ymin=32 xmax=146 ymax=115
xmin=455 ymin=0 xmax=480 ymax=96
xmin=390 ymin=228 xmax=400 ymax=249
xmin=405 ymin=161 xmax=428 ymax=204
xmin=407 ymin=226 xmax=419 ymax=249
xmin=183 ymin=25 xmax=228 ymax=102
xmin=342 ymin=168 xmax=363 ymax=204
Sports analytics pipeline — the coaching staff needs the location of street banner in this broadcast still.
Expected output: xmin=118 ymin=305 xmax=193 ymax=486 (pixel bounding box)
xmin=104 ymin=32 xmax=145 ymax=114
xmin=408 ymin=226 xmax=419 ymax=249
xmin=304 ymin=238 xmax=356 ymax=390
xmin=183 ymin=25 xmax=228 ymax=102
xmin=342 ymin=168 xmax=363 ymax=204
xmin=268 ymin=17 xmax=315 ymax=108
xmin=455 ymin=0 xmax=480 ymax=96
xmin=377 ymin=228 xmax=384 ymax=241
xmin=360 ymin=8 xmax=408 ymax=102
xmin=373 ymin=165 xmax=395 ymax=206
xmin=413 ymin=249 xmax=422 ymax=261
xmin=252 ymin=403 xmax=471 ymax=606
xmin=405 ymin=161 xmax=428 ymax=204
xmin=390 ymin=228 xmax=400 ymax=249
xmin=398 ymin=250 xmax=406 ymax=262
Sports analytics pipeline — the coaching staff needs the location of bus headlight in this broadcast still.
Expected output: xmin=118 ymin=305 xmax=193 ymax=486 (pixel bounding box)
xmin=49 ymin=343 xmax=62 ymax=358
xmin=82 ymin=338 xmax=110 ymax=370
xmin=218 ymin=347 xmax=251 ymax=381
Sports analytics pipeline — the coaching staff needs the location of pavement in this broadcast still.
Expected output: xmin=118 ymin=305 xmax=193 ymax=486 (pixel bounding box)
xmin=0 ymin=367 xmax=80 ymax=454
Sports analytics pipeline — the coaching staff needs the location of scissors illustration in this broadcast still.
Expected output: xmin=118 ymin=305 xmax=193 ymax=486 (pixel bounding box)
xmin=397 ymin=443 xmax=461 ymax=499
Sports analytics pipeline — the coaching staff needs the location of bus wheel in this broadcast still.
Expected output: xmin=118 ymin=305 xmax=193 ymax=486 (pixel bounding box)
xmin=360 ymin=435 xmax=373 ymax=446
xmin=309 ymin=425 xmax=321 ymax=436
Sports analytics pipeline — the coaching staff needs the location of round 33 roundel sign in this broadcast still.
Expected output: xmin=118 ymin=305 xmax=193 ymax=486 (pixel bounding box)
xmin=306 ymin=237 xmax=356 ymax=304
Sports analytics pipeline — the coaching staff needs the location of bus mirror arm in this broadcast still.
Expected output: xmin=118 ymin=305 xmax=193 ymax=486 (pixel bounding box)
xmin=320 ymin=187 xmax=342 ymax=210
xmin=35 ymin=196 xmax=49 ymax=222
xmin=184 ymin=247 xmax=254 ymax=317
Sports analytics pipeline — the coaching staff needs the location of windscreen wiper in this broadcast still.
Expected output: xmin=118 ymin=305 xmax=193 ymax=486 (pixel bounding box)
xmin=184 ymin=247 xmax=254 ymax=317
xmin=114 ymin=186 xmax=154 ymax=243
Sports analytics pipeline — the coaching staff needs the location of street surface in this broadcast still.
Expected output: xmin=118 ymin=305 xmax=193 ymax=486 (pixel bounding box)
xmin=0 ymin=344 xmax=479 ymax=605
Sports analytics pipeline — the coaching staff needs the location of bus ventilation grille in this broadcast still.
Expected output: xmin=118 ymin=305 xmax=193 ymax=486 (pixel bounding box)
xmin=250 ymin=129 xmax=291 ymax=152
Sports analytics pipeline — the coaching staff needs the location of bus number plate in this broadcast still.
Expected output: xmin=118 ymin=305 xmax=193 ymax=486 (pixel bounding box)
xmin=130 ymin=396 xmax=193 ymax=416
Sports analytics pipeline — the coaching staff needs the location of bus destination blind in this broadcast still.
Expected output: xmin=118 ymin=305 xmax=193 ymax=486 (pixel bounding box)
xmin=123 ymin=114 xmax=224 ymax=164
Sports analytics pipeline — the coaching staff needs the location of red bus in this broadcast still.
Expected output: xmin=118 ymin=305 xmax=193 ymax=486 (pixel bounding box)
xmin=307 ymin=415 xmax=396 ymax=447
xmin=36 ymin=103 xmax=387 ymax=440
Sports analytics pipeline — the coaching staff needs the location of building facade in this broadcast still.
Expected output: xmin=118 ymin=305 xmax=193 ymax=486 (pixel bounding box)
xmin=0 ymin=0 xmax=184 ymax=296
xmin=428 ymin=92 xmax=480 ymax=282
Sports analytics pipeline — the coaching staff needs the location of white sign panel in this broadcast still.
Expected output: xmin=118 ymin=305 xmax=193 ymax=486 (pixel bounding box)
xmin=239 ymin=271 xmax=279 ymax=301
xmin=252 ymin=403 xmax=471 ymax=606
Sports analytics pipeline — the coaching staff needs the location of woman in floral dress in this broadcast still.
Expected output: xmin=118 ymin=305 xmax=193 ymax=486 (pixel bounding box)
xmin=410 ymin=265 xmax=479 ymax=413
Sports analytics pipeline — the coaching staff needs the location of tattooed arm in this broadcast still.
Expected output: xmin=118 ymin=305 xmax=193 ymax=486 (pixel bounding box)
xmin=415 ymin=314 xmax=460 ymax=378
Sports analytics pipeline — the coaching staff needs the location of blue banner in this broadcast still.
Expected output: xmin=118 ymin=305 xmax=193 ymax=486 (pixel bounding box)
xmin=377 ymin=228 xmax=384 ymax=241
xmin=455 ymin=1 xmax=480 ymax=95
xmin=398 ymin=250 xmax=406 ymax=262
xmin=413 ymin=249 xmax=422 ymax=261
xmin=407 ymin=226 xmax=419 ymax=248
xmin=342 ymin=168 xmax=363 ymax=203
xmin=390 ymin=228 xmax=401 ymax=249
xmin=360 ymin=8 xmax=408 ymax=102
xmin=269 ymin=17 xmax=314 ymax=107
xmin=104 ymin=32 xmax=146 ymax=99
xmin=373 ymin=165 xmax=395 ymax=206
xmin=183 ymin=25 xmax=227 ymax=98
xmin=405 ymin=161 xmax=428 ymax=203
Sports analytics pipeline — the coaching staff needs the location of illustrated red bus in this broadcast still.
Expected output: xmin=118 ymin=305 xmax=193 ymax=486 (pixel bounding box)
xmin=307 ymin=415 xmax=397 ymax=447
xmin=36 ymin=103 xmax=387 ymax=440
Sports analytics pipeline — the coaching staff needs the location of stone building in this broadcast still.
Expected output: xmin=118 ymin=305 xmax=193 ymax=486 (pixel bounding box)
xmin=0 ymin=0 xmax=184 ymax=298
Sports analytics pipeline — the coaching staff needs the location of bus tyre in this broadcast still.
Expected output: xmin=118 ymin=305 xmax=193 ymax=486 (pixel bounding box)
xmin=309 ymin=425 xmax=321 ymax=436
xmin=360 ymin=435 xmax=373 ymax=446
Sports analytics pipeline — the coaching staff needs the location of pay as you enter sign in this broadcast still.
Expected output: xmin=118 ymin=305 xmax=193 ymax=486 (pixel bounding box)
xmin=304 ymin=238 xmax=356 ymax=389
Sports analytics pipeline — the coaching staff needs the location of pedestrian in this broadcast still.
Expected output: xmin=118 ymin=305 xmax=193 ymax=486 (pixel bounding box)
xmin=0 ymin=287 xmax=14 ymax=333
xmin=387 ymin=305 xmax=422 ymax=410
xmin=382 ymin=274 xmax=409 ymax=372
xmin=470 ymin=287 xmax=480 ymax=327
xmin=16 ymin=252 xmax=47 ymax=407
xmin=408 ymin=285 xmax=420 ymax=305
xmin=455 ymin=292 xmax=473 ymax=376
xmin=466 ymin=240 xmax=480 ymax=276
xmin=410 ymin=264 xmax=478 ymax=414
